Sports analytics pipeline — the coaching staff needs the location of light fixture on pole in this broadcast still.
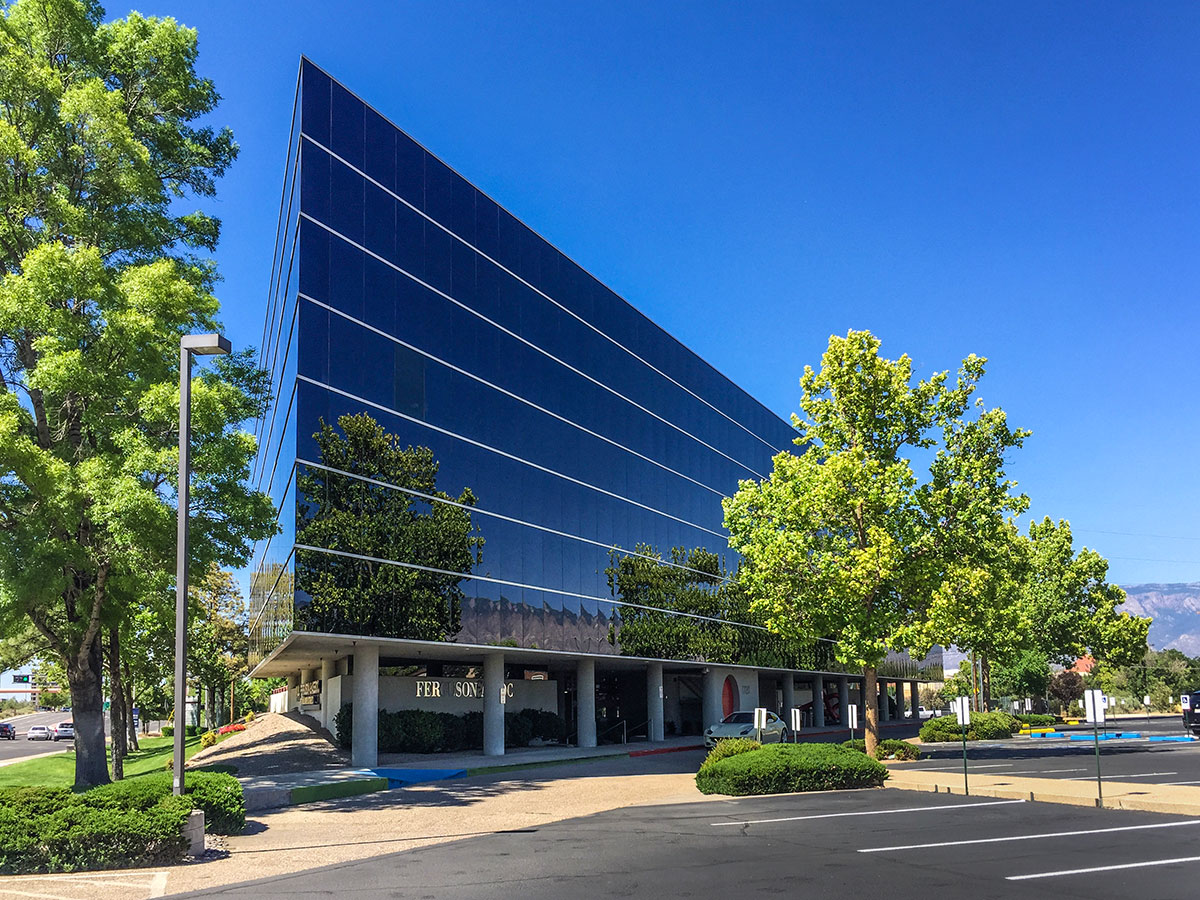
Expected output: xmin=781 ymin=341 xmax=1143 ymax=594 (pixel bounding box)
xmin=174 ymin=332 xmax=231 ymax=796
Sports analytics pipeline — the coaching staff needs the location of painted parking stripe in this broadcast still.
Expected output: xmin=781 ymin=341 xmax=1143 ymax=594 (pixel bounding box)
xmin=860 ymin=818 xmax=1200 ymax=853
xmin=915 ymin=763 xmax=1015 ymax=772
xmin=1002 ymin=767 xmax=1087 ymax=775
xmin=1007 ymin=855 xmax=1200 ymax=880
xmin=1162 ymin=780 xmax=1200 ymax=786
xmin=1065 ymin=771 xmax=1177 ymax=780
xmin=711 ymin=798 xmax=1026 ymax=826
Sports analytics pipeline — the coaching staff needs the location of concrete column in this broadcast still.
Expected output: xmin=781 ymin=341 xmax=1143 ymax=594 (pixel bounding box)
xmin=351 ymin=645 xmax=378 ymax=768
xmin=880 ymin=681 xmax=891 ymax=722
xmin=837 ymin=676 xmax=850 ymax=726
xmin=896 ymin=677 xmax=907 ymax=720
xmin=577 ymin=658 xmax=596 ymax=748
xmin=646 ymin=663 xmax=664 ymax=742
xmin=812 ymin=675 xmax=825 ymax=728
xmin=702 ymin=668 xmax=723 ymax=731
xmin=319 ymin=658 xmax=336 ymax=730
xmin=483 ymin=652 xmax=506 ymax=757
xmin=910 ymin=682 xmax=921 ymax=717
xmin=782 ymin=677 xmax=796 ymax=730
xmin=286 ymin=674 xmax=299 ymax=690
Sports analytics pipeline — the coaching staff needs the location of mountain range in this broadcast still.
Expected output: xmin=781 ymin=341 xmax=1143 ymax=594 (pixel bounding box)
xmin=1120 ymin=583 xmax=1200 ymax=655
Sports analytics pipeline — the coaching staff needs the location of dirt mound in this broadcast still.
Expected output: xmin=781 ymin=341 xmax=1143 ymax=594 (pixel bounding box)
xmin=188 ymin=712 xmax=349 ymax=778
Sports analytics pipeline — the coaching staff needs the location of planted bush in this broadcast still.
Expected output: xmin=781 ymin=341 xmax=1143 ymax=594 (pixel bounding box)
xmin=700 ymin=738 xmax=760 ymax=771
xmin=841 ymin=738 xmax=921 ymax=760
xmin=335 ymin=704 xmax=567 ymax=753
xmin=200 ymin=731 xmax=218 ymax=749
xmin=919 ymin=711 xmax=1020 ymax=742
xmin=1015 ymin=714 xmax=1056 ymax=727
xmin=0 ymin=773 xmax=244 ymax=874
xmin=696 ymin=743 xmax=887 ymax=796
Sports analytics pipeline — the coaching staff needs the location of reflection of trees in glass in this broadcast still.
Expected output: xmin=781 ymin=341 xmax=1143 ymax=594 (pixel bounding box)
xmin=607 ymin=544 xmax=839 ymax=670
xmin=295 ymin=413 xmax=483 ymax=641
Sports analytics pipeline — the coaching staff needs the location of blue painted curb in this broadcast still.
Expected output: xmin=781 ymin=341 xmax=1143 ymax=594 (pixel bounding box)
xmin=370 ymin=767 xmax=467 ymax=788
xmin=1148 ymin=735 xmax=1197 ymax=743
xmin=1030 ymin=732 xmax=1067 ymax=738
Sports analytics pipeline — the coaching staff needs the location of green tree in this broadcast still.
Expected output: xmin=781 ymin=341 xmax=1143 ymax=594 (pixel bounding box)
xmin=724 ymin=331 xmax=1025 ymax=754
xmin=990 ymin=649 xmax=1052 ymax=702
xmin=1048 ymin=669 xmax=1084 ymax=714
xmin=0 ymin=0 xmax=273 ymax=788
xmin=294 ymin=414 xmax=482 ymax=640
xmin=1023 ymin=518 xmax=1150 ymax=668
xmin=189 ymin=564 xmax=246 ymax=728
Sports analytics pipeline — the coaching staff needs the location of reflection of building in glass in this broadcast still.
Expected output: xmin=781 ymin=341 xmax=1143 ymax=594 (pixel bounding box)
xmin=249 ymin=59 xmax=941 ymax=764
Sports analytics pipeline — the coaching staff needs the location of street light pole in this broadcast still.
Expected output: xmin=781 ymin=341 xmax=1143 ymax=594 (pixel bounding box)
xmin=173 ymin=333 xmax=231 ymax=796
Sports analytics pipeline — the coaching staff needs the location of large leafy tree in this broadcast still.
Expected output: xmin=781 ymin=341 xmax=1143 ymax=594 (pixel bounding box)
xmin=0 ymin=0 xmax=273 ymax=787
xmin=294 ymin=413 xmax=483 ymax=641
xmin=1023 ymin=518 xmax=1149 ymax=668
xmin=724 ymin=330 xmax=1027 ymax=754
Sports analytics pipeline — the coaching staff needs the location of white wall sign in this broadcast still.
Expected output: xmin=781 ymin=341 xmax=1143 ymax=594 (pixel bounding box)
xmin=499 ymin=685 xmax=507 ymax=705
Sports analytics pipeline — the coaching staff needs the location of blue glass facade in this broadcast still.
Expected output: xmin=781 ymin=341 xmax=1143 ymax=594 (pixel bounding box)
xmin=248 ymin=61 xmax=938 ymax=682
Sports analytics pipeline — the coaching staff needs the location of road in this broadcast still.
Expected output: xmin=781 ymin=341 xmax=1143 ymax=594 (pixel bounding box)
xmin=170 ymin=780 xmax=1200 ymax=899
xmin=0 ymin=710 xmax=76 ymax=764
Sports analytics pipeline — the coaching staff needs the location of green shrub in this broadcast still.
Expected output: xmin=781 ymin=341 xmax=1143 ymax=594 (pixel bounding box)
xmin=200 ymin=731 xmax=217 ymax=749
xmin=919 ymin=711 xmax=1019 ymax=742
xmin=696 ymin=743 xmax=888 ymax=796
xmin=1015 ymin=714 xmax=1056 ymax=727
xmin=335 ymin=704 xmax=565 ymax=753
xmin=161 ymin=725 xmax=174 ymax=737
xmin=841 ymin=738 xmax=920 ymax=760
xmin=79 ymin=772 xmax=245 ymax=835
xmin=244 ymin=711 xmax=255 ymax=723
xmin=700 ymin=738 xmax=760 ymax=771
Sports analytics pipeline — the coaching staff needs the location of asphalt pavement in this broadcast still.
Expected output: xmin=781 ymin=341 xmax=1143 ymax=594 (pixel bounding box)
xmin=0 ymin=710 xmax=75 ymax=764
xmin=170 ymin=781 xmax=1200 ymax=899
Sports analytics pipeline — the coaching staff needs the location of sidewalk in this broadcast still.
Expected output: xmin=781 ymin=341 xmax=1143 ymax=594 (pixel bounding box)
xmin=240 ymin=736 xmax=706 ymax=811
xmin=885 ymin=766 xmax=1200 ymax=815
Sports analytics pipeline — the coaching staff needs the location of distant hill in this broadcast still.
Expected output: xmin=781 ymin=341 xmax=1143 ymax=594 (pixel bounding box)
xmin=1120 ymin=583 xmax=1200 ymax=655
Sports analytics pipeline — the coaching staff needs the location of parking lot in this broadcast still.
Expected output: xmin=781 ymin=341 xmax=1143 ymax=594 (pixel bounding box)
xmin=174 ymin=783 xmax=1200 ymax=899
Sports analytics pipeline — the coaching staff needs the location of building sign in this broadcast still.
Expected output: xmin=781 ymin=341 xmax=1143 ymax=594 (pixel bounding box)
xmin=416 ymin=680 xmax=514 ymax=700
xmin=299 ymin=680 xmax=321 ymax=700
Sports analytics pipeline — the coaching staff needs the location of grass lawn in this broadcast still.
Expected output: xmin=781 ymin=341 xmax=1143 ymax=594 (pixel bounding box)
xmin=0 ymin=734 xmax=206 ymax=787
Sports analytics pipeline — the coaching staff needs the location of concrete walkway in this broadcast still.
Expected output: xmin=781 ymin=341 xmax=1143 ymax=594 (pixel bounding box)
xmin=885 ymin=765 xmax=1200 ymax=815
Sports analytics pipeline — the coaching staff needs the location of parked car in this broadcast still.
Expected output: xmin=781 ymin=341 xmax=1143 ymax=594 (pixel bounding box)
xmin=52 ymin=722 xmax=74 ymax=742
xmin=0 ymin=723 xmax=15 ymax=740
xmin=27 ymin=725 xmax=52 ymax=740
xmin=1183 ymin=690 xmax=1200 ymax=736
xmin=704 ymin=710 xmax=790 ymax=748
xmin=917 ymin=706 xmax=938 ymax=720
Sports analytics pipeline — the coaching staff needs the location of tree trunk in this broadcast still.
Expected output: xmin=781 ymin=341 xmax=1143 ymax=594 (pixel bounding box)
xmin=863 ymin=665 xmax=879 ymax=757
xmin=205 ymin=685 xmax=215 ymax=731
xmin=981 ymin=656 xmax=992 ymax=712
xmin=67 ymin=633 xmax=110 ymax=789
xmin=107 ymin=627 xmax=127 ymax=780
xmin=123 ymin=661 xmax=139 ymax=751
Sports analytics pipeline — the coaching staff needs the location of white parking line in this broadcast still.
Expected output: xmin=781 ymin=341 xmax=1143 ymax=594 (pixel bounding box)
xmin=860 ymin=818 xmax=1200 ymax=852
xmin=1161 ymin=780 xmax=1200 ymax=786
xmin=915 ymin=763 xmax=1014 ymax=772
xmin=710 ymin=798 xmax=1026 ymax=826
xmin=1065 ymin=772 xmax=1177 ymax=780
xmin=1002 ymin=767 xmax=1087 ymax=775
xmin=1007 ymin=855 xmax=1200 ymax=880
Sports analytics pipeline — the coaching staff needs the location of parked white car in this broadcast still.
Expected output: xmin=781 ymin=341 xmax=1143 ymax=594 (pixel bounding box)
xmin=53 ymin=722 xmax=74 ymax=742
xmin=704 ymin=711 xmax=790 ymax=748
xmin=917 ymin=706 xmax=938 ymax=720
xmin=26 ymin=725 xmax=52 ymax=740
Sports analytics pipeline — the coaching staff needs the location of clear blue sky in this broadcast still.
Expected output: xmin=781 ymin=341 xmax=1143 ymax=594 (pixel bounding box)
xmin=153 ymin=1 xmax=1198 ymax=587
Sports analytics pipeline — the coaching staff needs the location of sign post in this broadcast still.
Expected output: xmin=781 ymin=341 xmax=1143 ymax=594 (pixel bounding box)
xmin=1182 ymin=694 xmax=1192 ymax=737
xmin=847 ymin=703 xmax=858 ymax=744
xmin=1084 ymin=688 xmax=1106 ymax=807
xmin=790 ymin=707 xmax=803 ymax=744
xmin=955 ymin=696 xmax=971 ymax=795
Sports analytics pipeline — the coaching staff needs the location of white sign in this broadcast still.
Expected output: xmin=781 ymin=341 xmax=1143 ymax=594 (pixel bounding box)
xmin=847 ymin=704 xmax=858 ymax=730
xmin=791 ymin=707 xmax=803 ymax=732
xmin=1084 ymin=689 xmax=1106 ymax=724
xmin=499 ymin=685 xmax=507 ymax=705
xmin=954 ymin=696 xmax=971 ymax=727
xmin=753 ymin=707 xmax=768 ymax=730
xmin=1144 ymin=695 xmax=1152 ymax=707
xmin=1025 ymin=698 xmax=1032 ymax=712
xmin=1183 ymin=694 xmax=1192 ymax=710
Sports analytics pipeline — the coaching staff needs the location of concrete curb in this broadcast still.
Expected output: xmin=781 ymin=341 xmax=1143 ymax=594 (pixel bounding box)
xmin=244 ymin=776 xmax=391 ymax=812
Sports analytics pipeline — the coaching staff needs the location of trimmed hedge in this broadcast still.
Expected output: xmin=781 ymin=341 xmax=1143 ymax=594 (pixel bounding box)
xmin=160 ymin=725 xmax=201 ymax=738
xmin=1015 ymin=714 xmax=1056 ymax=727
xmin=700 ymin=738 xmax=760 ymax=771
xmin=842 ymin=738 xmax=921 ymax=761
xmin=335 ymin=704 xmax=566 ymax=753
xmin=0 ymin=773 xmax=245 ymax=874
xmin=695 ymin=742 xmax=888 ymax=796
xmin=919 ymin=711 xmax=1020 ymax=742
